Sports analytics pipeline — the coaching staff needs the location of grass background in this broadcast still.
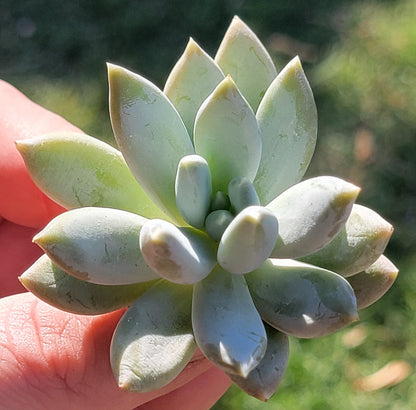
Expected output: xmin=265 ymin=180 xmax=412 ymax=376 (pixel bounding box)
xmin=1 ymin=0 xmax=415 ymax=408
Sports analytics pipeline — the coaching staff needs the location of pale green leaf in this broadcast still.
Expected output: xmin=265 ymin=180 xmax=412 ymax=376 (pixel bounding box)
xmin=111 ymin=281 xmax=195 ymax=392
xmin=228 ymin=176 xmax=260 ymax=214
xmin=192 ymin=265 xmax=267 ymax=377
xmin=215 ymin=16 xmax=277 ymax=111
xmin=229 ymin=324 xmax=289 ymax=401
xmin=175 ymin=154 xmax=212 ymax=229
xmin=267 ymin=176 xmax=361 ymax=258
xmin=164 ymin=38 xmax=224 ymax=139
xmin=194 ymin=76 xmax=262 ymax=192
xmin=254 ymin=57 xmax=318 ymax=204
xmin=246 ymin=259 xmax=358 ymax=338
xmin=34 ymin=207 xmax=158 ymax=285
xmin=108 ymin=64 xmax=194 ymax=223
xmin=19 ymin=255 xmax=157 ymax=315
xmin=300 ymin=204 xmax=394 ymax=276
xmin=16 ymin=132 xmax=166 ymax=219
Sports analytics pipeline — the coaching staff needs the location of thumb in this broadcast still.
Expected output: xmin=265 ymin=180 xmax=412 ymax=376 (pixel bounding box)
xmin=0 ymin=293 xmax=216 ymax=410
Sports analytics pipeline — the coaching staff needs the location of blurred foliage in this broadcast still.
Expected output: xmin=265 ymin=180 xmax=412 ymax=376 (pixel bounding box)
xmin=1 ymin=0 xmax=363 ymax=80
xmin=1 ymin=0 xmax=415 ymax=408
xmin=1 ymin=0 xmax=364 ymax=141
xmin=310 ymin=0 xmax=416 ymax=259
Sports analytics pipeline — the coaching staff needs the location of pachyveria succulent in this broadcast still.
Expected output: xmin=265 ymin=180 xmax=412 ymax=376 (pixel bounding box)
xmin=17 ymin=16 xmax=397 ymax=401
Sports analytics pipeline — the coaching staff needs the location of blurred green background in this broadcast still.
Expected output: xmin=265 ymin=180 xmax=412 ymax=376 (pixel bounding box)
xmin=1 ymin=0 xmax=415 ymax=408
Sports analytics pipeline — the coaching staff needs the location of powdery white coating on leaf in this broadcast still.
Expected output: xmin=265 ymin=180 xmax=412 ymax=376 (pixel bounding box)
xmin=192 ymin=266 xmax=267 ymax=377
xmin=228 ymin=324 xmax=289 ymax=401
xmin=217 ymin=206 xmax=278 ymax=274
xmin=300 ymin=204 xmax=394 ymax=276
xmin=108 ymin=64 xmax=194 ymax=223
xmin=16 ymin=132 xmax=166 ymax=219
xmin=140 ymin=219 xmax=217 ymax=284
xmin=19 ymin=255 xmax=157 ymax=315
xmin=215 ymin=16 xmax=277 ymax=111
xmin=194 ymin=76 xmax=262 ymax=193
xmin=34 ymin=207 xmax=158 ymax=285
xmin=111 ymin=282 xmax=196 ymax=392
xmin=164 ymin=38 xmax=224 ymax=139
xmin=254 ymin=57 xmax=318 ymax=205
xmin=267 ymin=176 xmax=360 ymax=258
xmin=246 ymin=259 xmax=359 ymax=338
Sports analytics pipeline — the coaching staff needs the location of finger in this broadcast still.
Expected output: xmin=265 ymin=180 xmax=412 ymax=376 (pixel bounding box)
xmin=137 ymin=366 xmax=231 ymax=410
xmin=0 ymin=293 xmax=214 ymax=410
xmin=0 ymin=80 xmax=78 ymax=227
xmin=0 ymin=219 xmax=42 ymax=297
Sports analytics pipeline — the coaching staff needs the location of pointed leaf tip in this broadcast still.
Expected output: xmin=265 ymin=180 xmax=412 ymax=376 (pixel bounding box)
xmin=34 ymin=207 xmax=158 ymax=285
xmin=192 ymin=266 xmax=267 ymax=376
xmin=255 ymin=56 xmax=318 ymax=204
xmin=164 ymin=39 xmax=224 ymax=139
xmin=228 ymin=325 xmax=289 ymax=401
xmin=19 ymin=255 xmax=156 ymax=315
xmin=268 ymin=176 xmax=360 ymax=259
xmin=247 ymin=259 xmax=358 ymax=338
xmin=215 ymin=16 xmax=277 ymax=111
xmin=300 ymin=204 xmax=393 ymax=277
xmin=111 ymin=282 xmax=195 ymax=392
xmin=348 ymin=255 xmax=398 ymax=310
xmin=194 ymin=76 xmax=262 ymax=192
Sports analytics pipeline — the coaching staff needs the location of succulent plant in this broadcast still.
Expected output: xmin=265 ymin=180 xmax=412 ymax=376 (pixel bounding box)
xmin=17 ymin=16 xmax=397 ymax=402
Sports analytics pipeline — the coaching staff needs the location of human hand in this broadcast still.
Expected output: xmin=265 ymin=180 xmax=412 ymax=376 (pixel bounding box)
xmin=0 ymin=81 xmax=231 ymax=410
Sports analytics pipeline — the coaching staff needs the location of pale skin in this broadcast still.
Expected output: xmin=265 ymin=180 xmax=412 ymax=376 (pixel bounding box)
xmin=0 ymin=80 xmax=231 ymax=410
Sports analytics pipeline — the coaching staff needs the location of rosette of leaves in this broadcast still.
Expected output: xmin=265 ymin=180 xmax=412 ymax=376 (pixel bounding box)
xmin=17 ymin=17 xmax=397 ymax=401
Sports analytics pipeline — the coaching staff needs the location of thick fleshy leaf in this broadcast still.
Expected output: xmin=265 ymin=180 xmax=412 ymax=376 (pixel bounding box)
xmin=19 ymin=255 xmax=157 ymax=315
xmin=16 ymin=132 xmax=166 ymax=219
xmin=34 ymin=207 xmax=158 ymax=285
xmin=108 ymin=64 xmax=194 ymax=222
xmin=215 ymin=16 xmax=277 ymax=111
xmin=111 ymin=281 xmax=195 ymax=392
xmin=254 ymin=57 xmax=318 ymax=204
xmin=267 ymin=176 xmax=361 ymax=259
xmin=194 ymin=76 xmax=262 ymax=192
xmin=175 ymin=154 xmax=212 ymax=229
xmin=164 ymin=38 xmax=224 ymax=139
xmin=300 ymin=204 xmax=394 ymax=277
xmin=217 ymin=206 xmax=278 ymax=274
xmin=209 ymin=191 xmax=231 ymax=211
xmin=229 ymin=324 xmax=289 ymax=401
xmin=192 ymin=266 xmax=267 ymax=377
xmin=205 ymin=209 xmax=234 ymax=241
xmin=139 ymin=219 xmax=217 ymax=284
xmin=246 ymin=259 xmax=358 ymax=338
xmin=348 ymin=255 xmax=398 ymax=310
xmin=228 ymin=176 xmax=260 ymax=214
